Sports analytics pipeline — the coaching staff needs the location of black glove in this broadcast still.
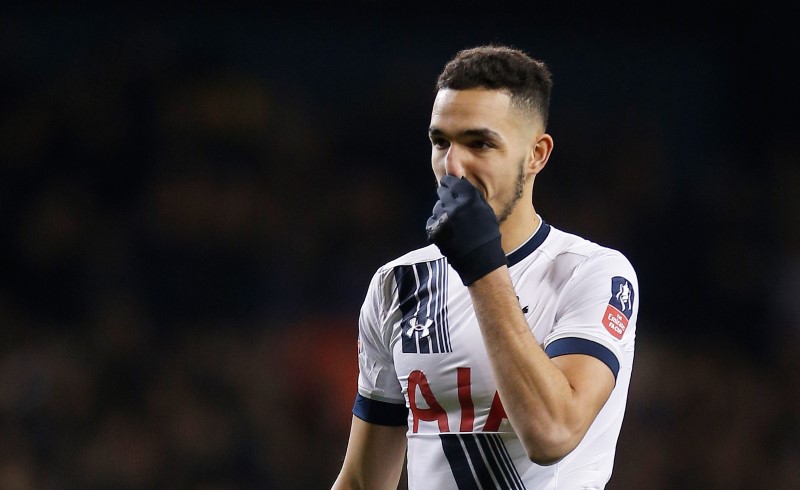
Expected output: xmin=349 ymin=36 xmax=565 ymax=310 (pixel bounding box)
xmin=426 ymin=175 xmax=507 ymax=286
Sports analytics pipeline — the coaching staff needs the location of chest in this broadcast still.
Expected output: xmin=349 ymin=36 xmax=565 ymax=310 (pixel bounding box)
xmin=385 ymin=259 xmax=568 ymax=433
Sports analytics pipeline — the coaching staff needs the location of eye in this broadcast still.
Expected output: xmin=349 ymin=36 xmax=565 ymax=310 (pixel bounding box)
xmin=430 ymin=138 xmax=450 ymax=150
xmin=468 ymin=140 xmax=494 ymax=149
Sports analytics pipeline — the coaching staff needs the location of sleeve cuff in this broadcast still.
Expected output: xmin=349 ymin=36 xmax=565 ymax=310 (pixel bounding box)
xmin=545 ymin=337 xmax=620 ymax=380
xmin=353 ymin=393 xmax=408 ymax=426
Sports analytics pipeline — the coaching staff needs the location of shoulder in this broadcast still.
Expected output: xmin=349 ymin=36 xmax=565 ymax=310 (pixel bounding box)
xmin=383 ymin=243 xmax=443 ymax=269
xmin=364 ymin=244 xmax=444 ymax=295
xmin=542 ymin=225 xmax=636 ymax=278
xmin=540 ymin=225 xmax=640 ymax=348
xmin=372 ymin=244 xmax=444 ymax=279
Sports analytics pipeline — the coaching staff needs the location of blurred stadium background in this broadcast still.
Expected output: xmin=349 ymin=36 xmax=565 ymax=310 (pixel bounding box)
xmin=1 ymin=4 xmax=798 ymax=489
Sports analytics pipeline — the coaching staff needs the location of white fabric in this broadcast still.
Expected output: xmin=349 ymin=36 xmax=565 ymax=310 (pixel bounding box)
xmin=357 ymin=222 xmax=638 ymax=489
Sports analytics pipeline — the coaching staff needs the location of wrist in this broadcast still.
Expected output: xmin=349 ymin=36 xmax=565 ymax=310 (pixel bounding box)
xmin=449 ymin=236 xmax=507 ymax=286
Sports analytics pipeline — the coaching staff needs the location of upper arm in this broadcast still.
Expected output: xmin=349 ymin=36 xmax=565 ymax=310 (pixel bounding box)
xmin=357 ymin=268 xmax=405 ymax=405
xmin=334 ymin=268 xmax=408 ymax=489
xmin=332 ymin=416 xmax=407 ymax=490
xmin=550 ymin=353 xmax=616 ymax=431
xmin=543 ymin=251 xmax=638 ymax=441
xmin=545 ymin=250 xmax=638 ymax=385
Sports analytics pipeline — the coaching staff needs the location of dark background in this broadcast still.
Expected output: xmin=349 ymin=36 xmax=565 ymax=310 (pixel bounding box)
xmin=2 ymin=4 xmax=799 ymax=488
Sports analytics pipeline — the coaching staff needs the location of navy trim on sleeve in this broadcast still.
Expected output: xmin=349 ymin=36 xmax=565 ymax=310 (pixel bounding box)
xmin=545 ymin=337 xmax=620 ymax=380
xmin=353 ymin=394 xmax=408 ymax=426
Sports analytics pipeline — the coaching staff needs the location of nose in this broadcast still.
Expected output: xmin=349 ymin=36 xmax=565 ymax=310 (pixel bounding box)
xmin=444 ymin=145 xmax=465 ymax=177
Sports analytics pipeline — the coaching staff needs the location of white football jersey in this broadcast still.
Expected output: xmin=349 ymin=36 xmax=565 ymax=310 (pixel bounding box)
xmin=354 ymin=219 xmax=638 ymax=489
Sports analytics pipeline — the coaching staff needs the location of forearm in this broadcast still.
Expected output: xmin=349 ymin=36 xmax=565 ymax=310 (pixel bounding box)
xmin=425 ymin=176 xmax=611 ymax=462
xmin=468 ymin=267 xmax=586 ymax=462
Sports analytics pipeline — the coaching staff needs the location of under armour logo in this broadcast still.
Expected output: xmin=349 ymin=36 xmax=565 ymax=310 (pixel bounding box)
xmin=406 ymin=317 xmax=433 ymax=338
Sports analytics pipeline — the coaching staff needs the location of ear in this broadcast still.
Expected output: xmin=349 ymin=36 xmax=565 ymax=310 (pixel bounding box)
xmin=527 ymin=133 xmax=553 ymax=176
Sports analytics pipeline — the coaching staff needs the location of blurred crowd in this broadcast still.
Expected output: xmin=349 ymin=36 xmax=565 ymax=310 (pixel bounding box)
xmin=1 ymin=9 xmax=799 ymax=489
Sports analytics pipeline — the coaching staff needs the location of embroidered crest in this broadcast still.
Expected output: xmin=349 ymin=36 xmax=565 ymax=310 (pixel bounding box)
xmin=603 ymin=276 xmax=634 ymax=339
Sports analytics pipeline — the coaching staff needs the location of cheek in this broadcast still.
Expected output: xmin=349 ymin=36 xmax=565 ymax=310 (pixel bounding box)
xmin=431 ymin=159 xmax=445 ymax=178
xmin=431 ymin=149 xmax=444 ymax=172
xmin=483 ymin=163 xmax=517 ymax=197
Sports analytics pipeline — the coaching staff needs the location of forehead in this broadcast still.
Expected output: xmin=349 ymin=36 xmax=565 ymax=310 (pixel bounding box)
xmin=430 ymin=88 xmax=517 ymax=133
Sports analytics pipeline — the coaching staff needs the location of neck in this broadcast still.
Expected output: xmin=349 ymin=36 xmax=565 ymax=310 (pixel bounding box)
xmin=499 ymin=203 xmax=539 ymax=253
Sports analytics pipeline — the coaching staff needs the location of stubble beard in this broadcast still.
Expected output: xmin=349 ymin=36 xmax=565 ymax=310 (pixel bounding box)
xmin=495 ymin=158 xmax=527 ymax=224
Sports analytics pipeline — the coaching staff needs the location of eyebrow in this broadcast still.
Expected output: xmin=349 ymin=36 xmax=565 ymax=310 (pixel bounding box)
xmin=428 ymin=127 xmax=503 ymax=141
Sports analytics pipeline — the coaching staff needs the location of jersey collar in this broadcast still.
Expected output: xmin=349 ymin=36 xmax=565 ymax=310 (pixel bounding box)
xmin=506 ymin=217 xmax=551 ymax=268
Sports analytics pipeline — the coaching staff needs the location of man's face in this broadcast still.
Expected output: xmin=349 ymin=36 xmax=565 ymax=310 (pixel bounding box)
xmin=429 ymin=88 xmax=536 ymax=223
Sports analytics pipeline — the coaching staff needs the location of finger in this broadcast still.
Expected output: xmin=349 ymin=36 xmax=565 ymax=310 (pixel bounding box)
xmin=439 ymin=174 xmax=460 ymax=188
xmin=436 ymin=183 xmax=455 ymax=201
xmin=430 ymin=199 xmax=446 ymax=216
xmin=426 ymin=211 xmax=451 ymax=241
xmin=451 ymin=176 xmax=479 ymax=196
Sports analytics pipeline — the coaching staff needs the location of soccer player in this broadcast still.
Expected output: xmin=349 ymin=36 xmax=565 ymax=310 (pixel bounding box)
xmin=332 ymin=45 xmax=639 ymax=489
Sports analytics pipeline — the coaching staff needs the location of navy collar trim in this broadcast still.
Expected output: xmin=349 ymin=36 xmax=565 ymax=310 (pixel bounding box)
xmin=507 ymin=221 xmax=551 ymax=268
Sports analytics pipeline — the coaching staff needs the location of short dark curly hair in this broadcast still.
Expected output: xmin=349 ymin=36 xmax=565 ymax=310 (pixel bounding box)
xmin=436 ymin=45 xmax=553 ymax=128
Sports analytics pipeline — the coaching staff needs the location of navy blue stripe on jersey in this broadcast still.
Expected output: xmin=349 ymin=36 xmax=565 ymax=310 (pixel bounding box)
xmin=461 ymin=435 xmax=497 ymax=488
xmin=352 ymin=394 xmax=408 ymax=426
xmin=395 ymin=258 xmax=451 ymax=354
xmin=437 ymin=258 xmax=451 ymax=351
xmin=480 ymin=434 xmax=526 ymax=490
xmin=441 ymin=435 xmax=481 ymax=490
xmin=545 ymin=337 xmax=620 ymax=380
xmin=507 ymin=222 xmax=551 ymax=267
xmin=441 ymin=434 xmax=527 ymax=490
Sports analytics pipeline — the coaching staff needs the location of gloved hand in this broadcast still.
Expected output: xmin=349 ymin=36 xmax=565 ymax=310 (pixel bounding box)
xmin=426 ymin=175 xmax=507 ymax=285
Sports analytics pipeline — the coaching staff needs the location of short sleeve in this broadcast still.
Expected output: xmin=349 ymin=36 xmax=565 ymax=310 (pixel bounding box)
xmin=543 ymin=250 xmax=638 ymax=379
xmin=354 ymin=267 xmax=407 ymax=425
